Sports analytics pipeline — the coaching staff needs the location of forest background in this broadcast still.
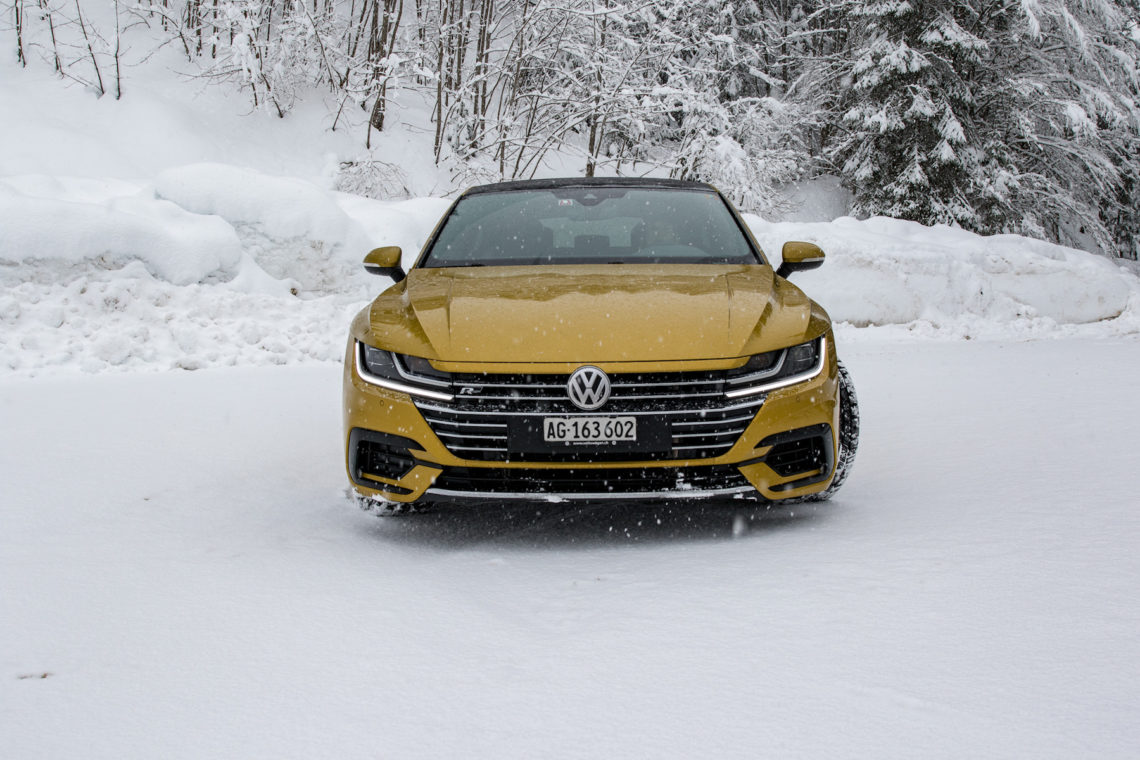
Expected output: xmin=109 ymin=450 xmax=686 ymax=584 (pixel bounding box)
xmin=7 ymin=0 xmax=1140 ymax=259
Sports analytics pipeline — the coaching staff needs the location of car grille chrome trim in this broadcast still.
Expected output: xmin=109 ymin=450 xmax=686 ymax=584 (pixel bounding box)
xmin=450 ymin=391 xmax=726 ymax=402
xmin=448 ymin=376 xmax=725 ymax=390
xmin=415 ymin=370 xmax=766 ymax=462
xmin=426 ymin=462 xmax=755 ymax=495
xmin=673 ymin=429 xmax=740 ymax=439
xmin=415 ymin=396 xmax=765 ymax=417
xmin=433 ymin=431 xmax=505 ymax=440
xmin=670 ymin=443 xmax=730 ymax=451
xmin=671 ymin=414 xmax=757 ymax=427
xmin=426 ymin=485 xmax=757 ymax=501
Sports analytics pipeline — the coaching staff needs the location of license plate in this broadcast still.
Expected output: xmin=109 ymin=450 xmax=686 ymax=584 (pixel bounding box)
xmin=543 ymin=416 xmax=637 ymax=444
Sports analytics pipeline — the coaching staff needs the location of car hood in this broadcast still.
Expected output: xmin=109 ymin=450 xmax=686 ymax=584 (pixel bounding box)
xmin=365 ymin=264 xmax=819 ymax=364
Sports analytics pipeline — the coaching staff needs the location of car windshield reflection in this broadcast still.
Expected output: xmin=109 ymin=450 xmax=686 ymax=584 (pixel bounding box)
xmin=421 ymin=187 xmax=764 ymax=268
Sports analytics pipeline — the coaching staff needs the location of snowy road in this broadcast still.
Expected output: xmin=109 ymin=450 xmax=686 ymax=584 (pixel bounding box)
xmin=3 ymin=339 xmax=1139 ymax=758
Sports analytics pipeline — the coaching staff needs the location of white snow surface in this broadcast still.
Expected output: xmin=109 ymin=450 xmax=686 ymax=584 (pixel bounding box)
xmin=3 ymin=340 xmax=1139 ymax=758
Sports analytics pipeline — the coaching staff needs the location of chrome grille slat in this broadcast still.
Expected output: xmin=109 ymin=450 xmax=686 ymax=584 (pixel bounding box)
xmin=448 ymin=381 xmax=566 ymax=390
xmin=415 ymin=397 xmax=763 ymax=417
xmin=422 ymin=418 xmax=508 ymax=430
xmin=451 ymin=378 xmax=725 ymax=391
xmin=431 ymin=431 xmax=505 ymax=441
xmin=453 ymin=391 xmax=726 ymax=402
xmin=415 ymin=369 xmax=765 ymax=462
xmin=671 ymin=414 xmax=757 ymax=427
xmin=673 ymin=429 xmax=740 ymax=439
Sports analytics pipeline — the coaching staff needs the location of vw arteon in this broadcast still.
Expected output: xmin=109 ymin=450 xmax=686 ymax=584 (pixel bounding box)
xmin=343 ymin=177 xmax=859 ymax=512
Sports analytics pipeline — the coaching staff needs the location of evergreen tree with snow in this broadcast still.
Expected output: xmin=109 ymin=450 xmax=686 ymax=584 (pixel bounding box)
xmin=830 ymin=0 xmax=996 ymax=228
xmin=827 ymin=0 xmax=1140 ymax=255
xmin=992 ymin=0 xmax=1140 ymax=256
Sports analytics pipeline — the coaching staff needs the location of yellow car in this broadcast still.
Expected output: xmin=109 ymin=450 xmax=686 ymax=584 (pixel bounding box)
xmin=343 ymin=178 xmax=858 ymax=512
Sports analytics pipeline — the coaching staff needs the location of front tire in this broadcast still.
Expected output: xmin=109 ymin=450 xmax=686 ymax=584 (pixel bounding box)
xmin=353 ymin=491 xmax=431 ymax=516
xmin=810 ymin=360 xmax=859 ymax=501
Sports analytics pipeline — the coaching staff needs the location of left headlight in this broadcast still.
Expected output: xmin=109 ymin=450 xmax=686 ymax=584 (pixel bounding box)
xmin=355 ymin=341 xmax=455 ymax=401
xmin=724 ymin=336 xmax=827 ymax=399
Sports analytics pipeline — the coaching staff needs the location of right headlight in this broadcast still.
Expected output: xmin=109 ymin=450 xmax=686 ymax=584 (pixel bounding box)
xmin=724 ymin=336 xmax=827 ymax=399
xmin=355 ymin=341 xmax=454 ymax=401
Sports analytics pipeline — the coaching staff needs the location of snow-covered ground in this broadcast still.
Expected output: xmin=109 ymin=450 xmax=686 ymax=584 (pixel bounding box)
xmin=4 ymin=57 xmax=1140 ymax=758
xmin=3 ymin=339 xmax=1139 ymax=758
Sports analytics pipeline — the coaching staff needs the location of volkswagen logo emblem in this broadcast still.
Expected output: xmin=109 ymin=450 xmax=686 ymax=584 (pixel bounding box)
xmin=567 ymin=366 xmax=611 ymax=410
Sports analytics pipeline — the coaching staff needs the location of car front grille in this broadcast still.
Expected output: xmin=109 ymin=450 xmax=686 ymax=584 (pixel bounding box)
xmin=430 ymin=464 xmax=753 ymax=496
xmin=414 ymin=370 xmax=764 ymax=462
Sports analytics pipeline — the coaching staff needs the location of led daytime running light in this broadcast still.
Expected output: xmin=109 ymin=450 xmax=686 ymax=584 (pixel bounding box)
xmin=355 ymin=342 xmax=454 ymax=402
xmin=724 ymin=336 xmax=827 ymax=399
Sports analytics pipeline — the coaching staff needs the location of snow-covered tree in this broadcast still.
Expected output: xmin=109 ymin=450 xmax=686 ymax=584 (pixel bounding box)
xmin=826 ymin=0 xmax=1140 ymax=255
xmin=829 ymin=0 xmax=996 ymax=227
xmin=993 ymin=0 xmax=1140 ymax=255
xmin=632 ymin=0 xmax=810 ymax=213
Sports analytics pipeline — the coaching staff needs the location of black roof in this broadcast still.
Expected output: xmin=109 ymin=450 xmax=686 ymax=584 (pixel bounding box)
xmin=464 ymin=176 xmax=716 ymax=195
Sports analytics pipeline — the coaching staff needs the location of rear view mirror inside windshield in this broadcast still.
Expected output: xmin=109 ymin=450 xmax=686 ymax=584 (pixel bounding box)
xmin=551 ymin=187 xmax=628 ymax=206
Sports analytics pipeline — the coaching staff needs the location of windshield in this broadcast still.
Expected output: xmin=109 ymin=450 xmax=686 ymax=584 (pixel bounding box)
xmin=419 ymin=187 xmax=765 ymax=268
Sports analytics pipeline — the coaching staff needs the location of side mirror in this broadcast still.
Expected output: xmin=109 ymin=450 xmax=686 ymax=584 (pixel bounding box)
xmin=363 ymin=246 xmax=406 ymax=282
xmin=776 ymin=241 xmax=825 ymax=279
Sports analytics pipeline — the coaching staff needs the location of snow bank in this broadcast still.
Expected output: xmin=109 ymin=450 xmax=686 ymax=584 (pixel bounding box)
xmin=745 ymin=214 xmax=1140 ymax=337
xmin=0 ymin=180 xmax=242 ymax=285
xmin=3 ymin=167 xmax=1138 ymax=376
xmin=0 ymin=180 xmax=453 ymax=375
xmin=336 ymin=194 xmax=453 ymax=271
xmin=0 ymin=260 xmax=357 ymax=373
xmin=154 ymin=164 xmax=371 ymax=259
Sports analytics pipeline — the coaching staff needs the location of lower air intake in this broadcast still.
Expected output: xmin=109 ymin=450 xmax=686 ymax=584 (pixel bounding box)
xmin=350 ymin=429 xmax=419 ymax=489
xmin=431 ymin=464 xmax=752 ymax=495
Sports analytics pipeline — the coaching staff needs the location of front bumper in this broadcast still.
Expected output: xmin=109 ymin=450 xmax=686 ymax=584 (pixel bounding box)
xmin=343 ymin=339 xmax=840 ymax=504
